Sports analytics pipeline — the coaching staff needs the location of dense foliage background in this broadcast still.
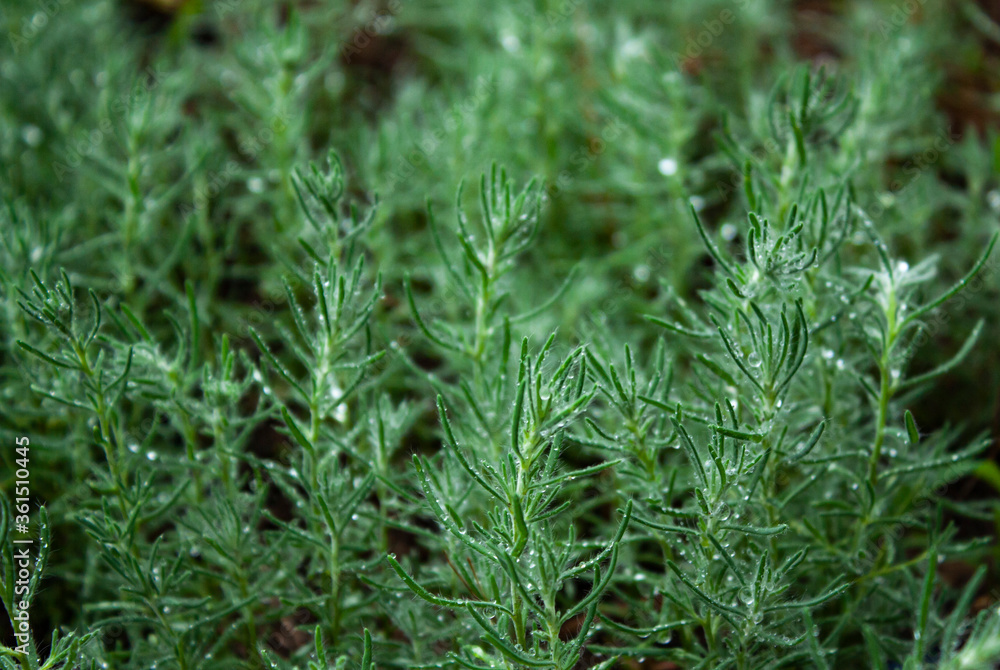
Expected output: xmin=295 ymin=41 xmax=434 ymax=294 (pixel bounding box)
xmin=3 ymin=1 xmax=1000 ymax=668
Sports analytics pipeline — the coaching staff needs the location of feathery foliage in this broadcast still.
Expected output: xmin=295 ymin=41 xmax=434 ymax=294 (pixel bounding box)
xmin=3 ymin=1 xmax=1000 ymax=669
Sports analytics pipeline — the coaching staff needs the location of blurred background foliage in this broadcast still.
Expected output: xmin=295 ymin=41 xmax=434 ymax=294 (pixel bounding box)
xmin=4 ymin=0 xmax=1000 ymax=455
xmin=1 ymin=6 xmax=995 ymax=335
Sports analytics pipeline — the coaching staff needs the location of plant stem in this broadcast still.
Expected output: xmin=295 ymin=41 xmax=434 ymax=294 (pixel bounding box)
xmin=330 ymin=535 xmax=343 ymax=643
xmin=868 ymin=288 xmax=898 ymax=487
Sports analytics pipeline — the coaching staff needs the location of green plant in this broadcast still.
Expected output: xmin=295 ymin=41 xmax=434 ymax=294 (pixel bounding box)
xmin=3 ymin=1 xmax=1000 ymax=669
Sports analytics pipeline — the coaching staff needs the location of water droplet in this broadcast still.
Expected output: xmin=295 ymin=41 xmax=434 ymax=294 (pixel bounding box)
xmin=620 ymin=37 xmax=645 ymax=59
xmin=987 ymin=190 xmax=1000 ymax=212
xmin=501 ymin=33 xmax=521 ymax=52
xmin=145 ymin=451 xmax=157 ymax=461
xmin=747 ymin=352 xmax=762 ymax=368
xmin=720 ymin=223 xmax=738 ymax=241
xmin=657 ymin=157 xmax=679 ymax=177
xmin=22 ymin=125 xmax=42 ymax=147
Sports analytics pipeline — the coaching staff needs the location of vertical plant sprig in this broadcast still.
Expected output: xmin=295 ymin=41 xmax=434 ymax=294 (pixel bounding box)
xmin=646 ymin=204 xmax=825 ymax=520
xmin=260 ymin=439 xmax=378 ymax=646
xmin=223 ymin=7 xmax=319 ymax=234
xmin=76 ymin=495 xmax=257 ymax=670
xmin=250 ymin=247 xmax=386 ymax=652
xmin=720 ymin=65 xmax=858 ymax=221
xmin=82 ymin=64 xmax=195 ymax=303
xmin=576 ymin=340 xmax=674 ymax=480
xmin=196 ymin=334 xmax=267 ymax=494
xmin=855 ymin=225 xmax=998 ymax=488
xmin=404 ymin=165 xmax=578 ymax=458
xmin=292 ymin=149 xmax=378 ymax=267
xmin=0 ymin=201 xmax=67 ymax=353
xmin=1 ymin=500 xmax=98 ymax=670
xmin=15 ymin=271 xmax=132 ymax=489
xmin=405 ymin=164 xmax=545 ymax=362
xmin=597 ymin=207 xmax=838 ymax=661
xmin=388 ymin=337 xmax=625 ymax=669
xmin=260 ymin=248 xmax=382 ymax=415
xmin=123 ymin=286 xmax=266 ymax=501
xmin=355 ymin=395 xmax=420 ymax=555
xmin=12 ymin=272 xmax=273 ymax=669
xmin=252 ymin=253 xmax=384 ymax=484
xmin=610 ymin=90 xmax=1000 ymax=665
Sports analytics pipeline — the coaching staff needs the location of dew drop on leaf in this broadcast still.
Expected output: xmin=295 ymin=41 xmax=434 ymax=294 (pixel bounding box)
xmin=657 ymin=157 xmax=678 ymax=176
